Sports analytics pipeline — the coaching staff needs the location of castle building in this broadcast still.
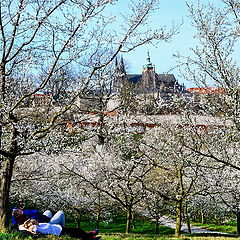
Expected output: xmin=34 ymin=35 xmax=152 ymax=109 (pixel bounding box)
xmin=113 ymin=52 xmax=186 ymax=95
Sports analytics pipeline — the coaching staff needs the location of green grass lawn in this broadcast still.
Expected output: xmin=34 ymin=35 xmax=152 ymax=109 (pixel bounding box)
xmin=66 ymin=215 xmax=176 ymax=235
xmin=3 ymin=215 xmax=238 ymax=240
xmin=1 ymin=231 xmax=239 ymax=240
xmin=70 ymin=217 xmax=237 ymax=236
xmin=190 ymin=222 xmax=236 ymax=235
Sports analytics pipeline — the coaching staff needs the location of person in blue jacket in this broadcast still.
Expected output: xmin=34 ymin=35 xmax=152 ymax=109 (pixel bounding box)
xmin=12 ymin=203 xmax=27 ymax=226
xmin=19 ymin=211 xmax=101 ymax=239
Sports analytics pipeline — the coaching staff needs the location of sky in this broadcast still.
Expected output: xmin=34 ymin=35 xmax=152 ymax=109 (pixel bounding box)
xmin=110 ymin=0 xmax=213 ymax=88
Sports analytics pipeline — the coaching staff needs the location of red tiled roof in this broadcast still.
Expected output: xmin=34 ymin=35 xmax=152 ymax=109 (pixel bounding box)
xmin=186 ymin=87 xmax=225 ymax=94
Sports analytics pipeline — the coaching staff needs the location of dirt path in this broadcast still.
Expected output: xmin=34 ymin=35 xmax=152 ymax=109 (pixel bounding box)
xmin=159 ymin=216 xmax=232 ymax=235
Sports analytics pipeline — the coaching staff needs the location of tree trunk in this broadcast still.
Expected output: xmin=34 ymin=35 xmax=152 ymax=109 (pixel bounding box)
xmin=155 ymin=218 xmax=159 ymax=234
xmin=0 ymin=156 xmax=15 ymax=230
xmin=175 ymin=199 xmax=183 ymax=237
xmin=76 ymin=214 xmax=82 ymax=228
xmin=201 ymin=208 xmax=205 ymax=224
xmin=236 ymin=211 xmax=240 ymax=236
xmin=0 ymin=65 xmax=8 ymax=230
xmin=184 ymin=201 xmax=191 ymax=234
xmin=96 ymin=210 xmax=100 ymax=229
xmin=0 ymin=125 xmax=18 ymax=230
xmin=0 ymin=64 xmax=6 ymax=102
xmin=186 ymin=217 xmax=191 ymax=234
xmin=132 ymin=210 xmax=135 ymax=230
xmin=126 ymin=207 xmax=132 ymax=234
xmin=175 ymin=168 xmax=184 ymax=237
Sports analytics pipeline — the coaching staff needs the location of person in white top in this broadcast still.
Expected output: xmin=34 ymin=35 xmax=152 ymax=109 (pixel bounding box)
xmin=19 ymin=210 xmax=102 ymax=239
xmin=32 ymin=222 xmax=62 ymax=236
xmin=19 ymin=210 xmax=65 ymax=236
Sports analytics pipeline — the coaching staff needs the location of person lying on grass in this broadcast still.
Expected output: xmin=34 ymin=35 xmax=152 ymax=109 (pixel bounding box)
xmin=19 ymin=211 xmax=101 ymax=239
xmin=19 ymin=218 xmax=62 ymax=236
xmin=12 ymin=203 xmax=59 ymax=227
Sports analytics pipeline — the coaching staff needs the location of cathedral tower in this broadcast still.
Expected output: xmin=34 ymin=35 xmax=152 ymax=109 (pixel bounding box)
xmin=113 ymin=56 xmax=127 ymax=91
xmin=140 ymin=52 xmax=157 ymax=90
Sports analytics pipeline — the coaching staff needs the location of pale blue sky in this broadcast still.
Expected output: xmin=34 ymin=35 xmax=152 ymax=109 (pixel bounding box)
xmin=124 ymin=0 xmax=198 ymax=87
xmin=112 ymin=0 xmax=215 ymax=88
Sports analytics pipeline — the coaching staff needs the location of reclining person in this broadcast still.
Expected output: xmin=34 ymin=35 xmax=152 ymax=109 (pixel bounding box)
xmin=12 ymin=203 xmax=58 ymax=227
xmin=19 ymin=210 xmax=101 ymax=240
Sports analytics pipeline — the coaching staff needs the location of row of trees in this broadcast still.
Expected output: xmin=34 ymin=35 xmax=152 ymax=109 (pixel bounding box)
xmin=0 ymin=0 xmax=176 ymax=230
xmin=10 ymin=118 xmax=240 ymax=236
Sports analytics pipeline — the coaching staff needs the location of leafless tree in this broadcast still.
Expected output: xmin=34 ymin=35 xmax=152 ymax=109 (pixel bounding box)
xmin=176 ymin=0 xmax=240 ymax=170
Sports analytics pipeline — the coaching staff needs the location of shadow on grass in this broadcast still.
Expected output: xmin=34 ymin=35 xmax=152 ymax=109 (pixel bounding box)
xmin=187 ymin=232 xmax=238 ymax=238
xmin=132 ymin=225 xmax=175 ymax=235
xmin=102 ymin=221 xmax=175 ymax=236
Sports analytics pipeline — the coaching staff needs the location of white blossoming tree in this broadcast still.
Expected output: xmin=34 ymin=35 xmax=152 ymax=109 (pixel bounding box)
xmin=177 ymin=0 xmax=240 ymax=171
xmin=0 ymin=0 xmax=178 ymax=230
xmin=139 ymin=123 xmax=214 ymax=237
xmin=59 ymin=132 xmax=153 ymax=234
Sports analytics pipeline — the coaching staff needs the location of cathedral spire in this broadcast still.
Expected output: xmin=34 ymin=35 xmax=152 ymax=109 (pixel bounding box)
xmin=115 ymin=57 xmax=118 ymax=69
xmin=113 ymin=56 xmax=127 ymax=92
xmin=142 ymin=51 xmax=155 ymax=71
xmin=143 ymin=51 xmax=153 ymax=69
xmin=120 ymin=56 xmax=126 ymax=74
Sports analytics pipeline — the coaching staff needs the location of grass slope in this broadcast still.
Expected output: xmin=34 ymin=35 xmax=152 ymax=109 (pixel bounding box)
xmin=0 ymin=232 xmax=239 ymax=240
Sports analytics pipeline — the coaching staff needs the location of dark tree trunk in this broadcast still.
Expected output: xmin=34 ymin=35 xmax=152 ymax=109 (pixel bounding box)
xmin=236 ymin=211 xmax=240 ymax=236
xmin=0 ymin=64 xmax=6 ymax=102
xmin=76 ymin=214 xmax=82 ymax=228
xmin=186 ymin=217 xmax=191 ymax=234
xmin=0 ymin=156 xmax=15 ymax=230
xmin=184 ymin=201 xmax=191 ymax=234
xmin=155 ymin=218 xmax=159 ymax=234
xmin=0 ymin=125 xmax=19 ymax=230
